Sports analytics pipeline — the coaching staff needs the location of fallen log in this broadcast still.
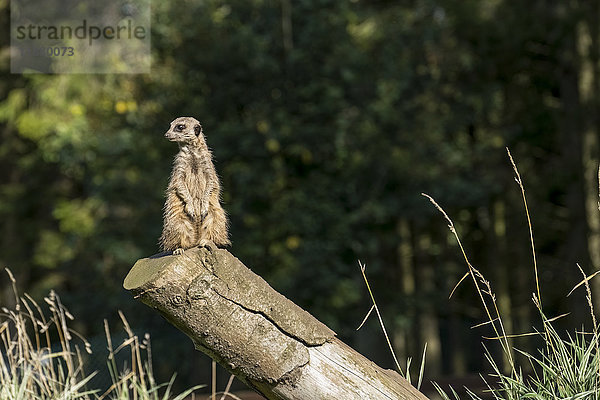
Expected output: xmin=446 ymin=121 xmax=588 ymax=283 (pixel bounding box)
xmin=123 ymin=247 xmax=429 ymax=400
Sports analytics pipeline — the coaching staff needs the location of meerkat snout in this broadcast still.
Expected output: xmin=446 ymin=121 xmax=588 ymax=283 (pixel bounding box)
xmin=165 ymin=116 xmax=203 ymax=142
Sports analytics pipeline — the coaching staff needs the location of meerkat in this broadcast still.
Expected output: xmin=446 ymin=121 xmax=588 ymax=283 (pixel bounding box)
xmin=159 ymin=117 xmax=230 ymax=255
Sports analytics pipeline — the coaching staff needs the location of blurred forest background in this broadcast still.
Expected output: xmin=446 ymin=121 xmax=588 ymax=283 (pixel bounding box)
xmin=2 ymin=0 xmax=600 ymax=393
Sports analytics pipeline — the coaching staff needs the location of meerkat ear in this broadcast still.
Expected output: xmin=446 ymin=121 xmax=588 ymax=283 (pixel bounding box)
xmin=194 ymin=123 xmax=202 ymax=136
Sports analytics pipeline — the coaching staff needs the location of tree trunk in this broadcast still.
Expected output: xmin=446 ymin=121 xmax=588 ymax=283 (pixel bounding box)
xmin=490 ymin=199 xmax=514 ymax=374
xmin=395 ymin=218 xmax=415 ymax=364
xmin=577 ymin=1 xmax=600 ymax=309
xmin=123 ymin=247 xmax=429 ymax=400
xmin=416 ymin=233 xmax=441 ymax=376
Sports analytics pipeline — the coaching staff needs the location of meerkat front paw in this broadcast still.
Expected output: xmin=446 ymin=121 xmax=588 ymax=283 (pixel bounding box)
xmin=200 ymin=202 xmax=209 ymax=221
xmin=198 ymin=239 xmax=216 ymax=252
xmin=173 ymin=248 xmax=185 ymax=255
xmin=184 ymin=203 xmax=196 ymax=219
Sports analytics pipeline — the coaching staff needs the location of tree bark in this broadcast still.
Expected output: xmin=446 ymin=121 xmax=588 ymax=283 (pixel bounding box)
xmin=123 ymin=247 xmax=429 ymax=400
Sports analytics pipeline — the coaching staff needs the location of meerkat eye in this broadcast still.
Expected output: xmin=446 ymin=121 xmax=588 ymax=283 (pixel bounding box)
xmin=175 ymin=124 xmax=186 ymax=131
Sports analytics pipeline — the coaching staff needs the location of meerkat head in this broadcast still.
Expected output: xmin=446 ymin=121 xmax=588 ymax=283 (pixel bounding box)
xmin=165 ymin=117 xmax=203 ymax=144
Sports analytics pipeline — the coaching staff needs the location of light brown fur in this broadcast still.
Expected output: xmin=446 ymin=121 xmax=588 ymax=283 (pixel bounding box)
xmin=159 ymin=117 xmax=230 ymax=254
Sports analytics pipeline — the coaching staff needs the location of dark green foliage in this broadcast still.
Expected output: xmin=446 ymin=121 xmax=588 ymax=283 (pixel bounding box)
xmin=1 ymin=0 xmax=598 ymax=390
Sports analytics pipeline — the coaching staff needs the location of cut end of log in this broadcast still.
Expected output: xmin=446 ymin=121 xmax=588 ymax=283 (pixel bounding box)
xmin=123 ymin=252 xmax=174 ymax=291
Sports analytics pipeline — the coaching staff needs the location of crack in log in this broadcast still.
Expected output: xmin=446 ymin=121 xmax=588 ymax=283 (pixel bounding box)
xmin=210 ymin=283 xmax=330 ymax=348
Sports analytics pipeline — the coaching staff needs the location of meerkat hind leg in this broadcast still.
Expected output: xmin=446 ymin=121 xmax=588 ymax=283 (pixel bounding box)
xmin=198 ymin=239 xmax=216 ymax=251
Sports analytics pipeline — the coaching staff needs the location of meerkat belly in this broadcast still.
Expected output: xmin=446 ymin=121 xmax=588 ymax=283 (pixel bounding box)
xmin=185 ymin=176 xmax=206 ymax=200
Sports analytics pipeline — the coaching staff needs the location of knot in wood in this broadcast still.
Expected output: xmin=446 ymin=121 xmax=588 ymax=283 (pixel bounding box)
xmin=188 ymin=275 xmax=213 ymax=300
xmin=200 ymin=249 xmax=217 ymax=270
xmin=170 ymin=294 xmax=186 ymax=307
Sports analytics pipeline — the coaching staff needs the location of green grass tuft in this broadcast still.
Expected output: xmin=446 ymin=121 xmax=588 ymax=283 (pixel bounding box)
xmin=428 ymin=150 xmax=600 ymax=399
